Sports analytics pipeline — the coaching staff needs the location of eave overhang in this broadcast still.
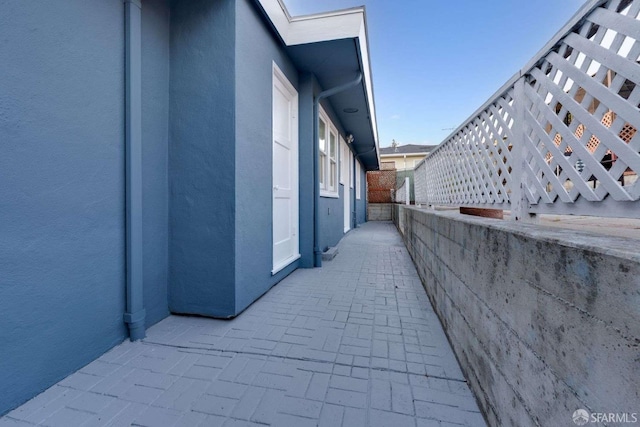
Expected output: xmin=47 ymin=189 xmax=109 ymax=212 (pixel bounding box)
xmin=254 ymin=0 xmax=380 ymax=170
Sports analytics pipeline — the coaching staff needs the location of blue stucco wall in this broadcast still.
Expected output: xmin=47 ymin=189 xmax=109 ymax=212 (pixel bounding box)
xmin=168 ymin=0 xmax=237 ymax=317
xmin=298 ymin=74 xmax=367 ymax=253
xmin=356 ymin=159 xmax=367 ymax=224
xmin=234 ymin=0 xmax=301 ymax=313
xmin=232 ymin=0 xmax=366 ymax=308
xmin=318 ymin=96 xmax=352 ymax=251
xmin=0 ymin=0 xmax=127 ymax=415
xmin=297 ymin=73 xmax=316 ymax=268
xmin=142 ymin=0 xmax=170 ymax=327
xmin=318 ymin=190 xmax=345 ymax=252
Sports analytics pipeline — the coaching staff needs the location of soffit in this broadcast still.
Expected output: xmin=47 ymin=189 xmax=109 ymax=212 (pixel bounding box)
xmin=286 ymin=39 xmax=378 ymax=170
xmin=254 ymin=0 xmax=380 ymax=170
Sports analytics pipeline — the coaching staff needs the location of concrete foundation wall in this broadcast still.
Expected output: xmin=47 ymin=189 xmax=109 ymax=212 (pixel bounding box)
xmin=367 ymin=203 xmax=392 ymax=221
xmin=392 ymin=205 xmax=640 ymax=426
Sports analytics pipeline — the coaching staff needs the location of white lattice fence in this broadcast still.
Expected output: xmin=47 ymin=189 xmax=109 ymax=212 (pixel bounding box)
xmin=414 ymin=160 xmax=428 ymax=204
xmin=396 ymin=178 xmax=408 ymax=204
xmin=415 ymin=0 xmax=640 ymax=219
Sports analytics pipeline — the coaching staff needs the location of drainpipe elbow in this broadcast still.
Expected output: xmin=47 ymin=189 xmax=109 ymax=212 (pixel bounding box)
xmin=124 ymin=309 xmax=146 ymax=341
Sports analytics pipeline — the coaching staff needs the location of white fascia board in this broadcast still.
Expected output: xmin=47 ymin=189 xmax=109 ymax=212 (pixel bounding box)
xmin=287 ymin=12 xmax=363 ymax=45
xmin=258 ymin=0 xmax=292 ymax=41
xmin=257 ymin=0 xmax=380 ymax=165
xmin=358 ymin=19 xmax=380 ymax=167
xmin=258 ymin=0 xmax=363 ymax=45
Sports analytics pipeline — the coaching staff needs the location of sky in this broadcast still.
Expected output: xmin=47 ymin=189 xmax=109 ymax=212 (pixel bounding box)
xmin=284 ymin=0 xmax=587 ymax=148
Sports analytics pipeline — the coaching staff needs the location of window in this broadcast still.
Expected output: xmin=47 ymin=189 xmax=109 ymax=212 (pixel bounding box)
xmin=319 ymin=118 xmax=327 ymax=189
xmin=319 ymin=107 xmax=339 ymax=197
xmin=329 ymin=130 xmax=337 ymax=192
xmin=356 ymin=160 xmax=361 ymax=200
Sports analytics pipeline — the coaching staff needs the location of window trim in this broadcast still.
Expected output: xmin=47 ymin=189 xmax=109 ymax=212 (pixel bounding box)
xmin=319 ymin=107 xmax=339 ymax=198
xmin=318 ymin=117 xmax=327 ymax=190
xmin=329 ymin=128 xmax=337 ymax=193
xmin=339 ymin=136 xmax=347 ymax=185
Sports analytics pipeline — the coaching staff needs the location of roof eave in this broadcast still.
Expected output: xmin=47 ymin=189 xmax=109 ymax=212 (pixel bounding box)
xmin=255 ymin=0 xmax=379 ymax=170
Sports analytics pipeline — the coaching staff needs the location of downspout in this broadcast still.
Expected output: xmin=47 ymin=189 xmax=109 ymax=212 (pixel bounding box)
xmin=313 ymin=72 xmax=362 ymax=267
xmin=123 ymin=0 xmax=146 ymax=341
xmin=353 ymin=146 xmax=376 ymax=227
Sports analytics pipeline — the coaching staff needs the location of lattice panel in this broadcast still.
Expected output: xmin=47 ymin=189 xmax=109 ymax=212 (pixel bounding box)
xmin=414 ymin=160 xmax=428 ymax=204
xmin=417 ymin=90 xmax=516 ymax=207
xmin=367 ymin=170 xmax=397 ymax=203
xmin=396 ymin=179 xmax=408 ymax=204
xmin=415 ymin=0 xmax=640 ymax=217
xmin=523 ymin=0 xmax=640 ymax=206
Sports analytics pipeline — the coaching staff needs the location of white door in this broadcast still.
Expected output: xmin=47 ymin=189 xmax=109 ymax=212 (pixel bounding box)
xmin=342 ymin=140 xmax=351 ymax=232
xmin=272 ymin=63 xmax=299 ymax=274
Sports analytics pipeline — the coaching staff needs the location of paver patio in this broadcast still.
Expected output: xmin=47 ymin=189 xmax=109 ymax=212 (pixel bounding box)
xmin=1 ymin=221 xmax=485 ymax=427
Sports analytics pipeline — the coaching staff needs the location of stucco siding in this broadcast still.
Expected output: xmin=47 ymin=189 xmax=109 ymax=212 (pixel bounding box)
xmin=297 ymin=73 xmax=316 ymax=268
xmin=0 ymin=0 xmax=127 ymax=415
xmin=317 ymin=97 xmax=351 ymax=251
xmin=168 ymin=0 xmax=237 ymax=317
xmin=142 ymin=0 xmax=171 ymax=328
xmin=318 ymin=192 xmax=345 ymax=252
xmin=234 ymin=0 xmax=301 ymax=313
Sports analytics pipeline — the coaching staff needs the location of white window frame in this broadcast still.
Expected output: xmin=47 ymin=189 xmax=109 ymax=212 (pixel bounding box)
xmin=356 ymin=160 xmax=362 ymax=200
xmin=329 ymin=128 xmax=337 ymax=193
xmin=319 ymin=106 xmax=339 ymax=198
xmin=319 ymin=117 xmax=327 ymax=191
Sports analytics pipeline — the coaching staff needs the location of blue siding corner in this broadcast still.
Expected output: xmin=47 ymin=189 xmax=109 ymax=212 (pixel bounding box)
xmin=168 ymin=0 xmax=237 ymax=317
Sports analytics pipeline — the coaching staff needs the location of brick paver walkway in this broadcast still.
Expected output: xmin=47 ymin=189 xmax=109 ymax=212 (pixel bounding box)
xmin=1 ymin=222 xmax=485 ymax=427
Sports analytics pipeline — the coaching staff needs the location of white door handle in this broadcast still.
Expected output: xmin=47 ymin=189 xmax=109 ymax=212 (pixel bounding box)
xmin=273 ymin=185 xmax=280 ymax=190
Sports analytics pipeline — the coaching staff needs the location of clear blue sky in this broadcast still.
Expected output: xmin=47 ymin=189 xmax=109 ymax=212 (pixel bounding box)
xmin=284 ymin=0 xmax=586 ymax=147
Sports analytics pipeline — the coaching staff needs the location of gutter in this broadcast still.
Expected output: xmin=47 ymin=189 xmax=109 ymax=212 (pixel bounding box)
xmin=313 ymin=72 xmax=362 ymax=267
xmin=123 ymin=0 xmax=146 ymax=341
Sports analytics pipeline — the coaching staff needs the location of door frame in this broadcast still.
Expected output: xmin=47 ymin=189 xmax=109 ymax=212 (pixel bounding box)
xmin=271 ymin=62 xmax=300 ymax=275
xmin=341 ymin=138 xmax=351 ymax=233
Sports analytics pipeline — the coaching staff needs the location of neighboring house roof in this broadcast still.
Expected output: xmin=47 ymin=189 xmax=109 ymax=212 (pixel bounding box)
xmin=255 ymin=0 xmax=380 ymax=170
xmin=379 ymin=144 xmax=438 ymax=156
